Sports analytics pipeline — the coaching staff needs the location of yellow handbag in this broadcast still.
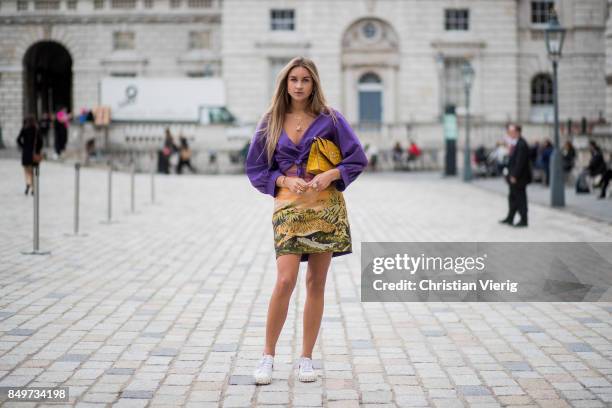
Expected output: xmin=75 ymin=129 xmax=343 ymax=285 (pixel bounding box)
xmin=306 ymin=137 xmax=343 ymax=175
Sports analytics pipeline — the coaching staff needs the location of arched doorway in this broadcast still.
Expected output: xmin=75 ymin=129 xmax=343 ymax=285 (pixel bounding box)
xmin=23 ymin=41 xmax=73 ymax=118
xmin=358 ymin=72 xmax=383 ymax=123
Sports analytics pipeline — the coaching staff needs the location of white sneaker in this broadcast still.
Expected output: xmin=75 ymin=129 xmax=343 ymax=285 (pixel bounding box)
xmin=297 ymin=356 xmax=317 ymax=382
xmin=253 ymin=354 xmax=274 ymax=385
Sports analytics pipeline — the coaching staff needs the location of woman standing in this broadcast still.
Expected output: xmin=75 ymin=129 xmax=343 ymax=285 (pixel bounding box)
xmin=16 ymin=115 xmax=43 ymax=195
xmin=177 ymin=136 xmax=196 ymax=174
xmin=245 ymin=57 xmax=367 ymax=385
xmin=54 ymin=107 xmax=70 ymax=158
xmin=586 ymin=140 xmax=607 ymax=180
xmin=160 ymin=128 xmax=178 ymax=174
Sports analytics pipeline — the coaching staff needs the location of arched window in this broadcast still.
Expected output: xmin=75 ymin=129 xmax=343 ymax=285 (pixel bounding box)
xmin=531 ymin=74 xmax=553 ymax=105
xmin=359 ymin=72 xmax=382 ymax=84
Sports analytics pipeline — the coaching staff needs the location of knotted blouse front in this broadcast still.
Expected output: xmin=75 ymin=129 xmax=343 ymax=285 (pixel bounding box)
xmin=245 ymin=108 xmax=368 ymax=197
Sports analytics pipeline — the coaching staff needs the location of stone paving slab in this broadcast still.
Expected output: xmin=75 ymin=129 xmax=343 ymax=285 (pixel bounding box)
xmin=0 ymin=160 xmax=611 ymax=407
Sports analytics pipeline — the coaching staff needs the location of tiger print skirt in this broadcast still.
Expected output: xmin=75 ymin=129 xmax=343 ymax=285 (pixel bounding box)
xmin=273 ymin=183 xmax=352 ymax=262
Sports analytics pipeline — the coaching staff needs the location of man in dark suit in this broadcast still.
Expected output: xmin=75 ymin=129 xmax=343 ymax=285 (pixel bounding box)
xmin=500 ymin=124 xmax=532 ymax=227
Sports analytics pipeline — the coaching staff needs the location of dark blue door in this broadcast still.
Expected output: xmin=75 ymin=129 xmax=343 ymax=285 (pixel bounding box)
xmin=359 ymin=91 xmax=382 ymax=123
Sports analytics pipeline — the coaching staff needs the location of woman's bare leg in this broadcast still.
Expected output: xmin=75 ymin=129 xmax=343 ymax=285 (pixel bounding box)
xmin=302 ymin=252 xmax=332 ymax=358
xmin=24 ymin=166 xmax=32 ymax=187
xmin=263 ymin=254 xmax=300 ymax=356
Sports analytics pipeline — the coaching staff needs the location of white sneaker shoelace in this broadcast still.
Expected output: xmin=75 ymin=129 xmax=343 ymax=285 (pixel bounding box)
xmin=253 ymin=354 xmax=274 ymax=385
xmin=298 ymin=356 xmax=317 ymax=382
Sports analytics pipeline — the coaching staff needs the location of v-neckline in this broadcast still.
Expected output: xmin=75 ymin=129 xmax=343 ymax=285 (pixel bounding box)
xmin=282 ymin=112 xmax=323 ymax=147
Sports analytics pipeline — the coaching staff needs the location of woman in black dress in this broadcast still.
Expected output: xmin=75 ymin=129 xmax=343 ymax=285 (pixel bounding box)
xmin=54 ymin=108 xmax=70 ymax=157
xmin=16 ymin=115 xmax=43 ymax=195
xmin=177 ymin=136 xmax=196 ymax=174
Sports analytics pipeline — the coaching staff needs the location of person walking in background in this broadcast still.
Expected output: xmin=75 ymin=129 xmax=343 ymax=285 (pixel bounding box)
xmin=598 ymin=164 xmax=612 ymax=199
xmin=85 ymin=138 xmax=97 ymax=165
xmin=474 ymin=145 xmax=489 ymax=176
xmin=159 ymin=128 xmax=177 ymax=174
xmin=392 ymin=142 xmax=403 ymax=170
xmin=586 ymin=140 xmax=607 ymax=182
xmin=177 ymin=136 xmax=196 ymax=174
xmin=53 ymin=107 xmax=70 ymax=158
xmin=16 ymin=115 xmax=43 ymax=196
xmin=538 ymin=139 xmax=553 ymax=186
xmin=407 ymin=140 xmax=422 ymax=161
xmin=489 ymin=141 xmax=509 ymax=176
xmin=364 ymin=143 xmax=378 ymax=171
xmin=499 ymin=123 xmax=532 ymax=227
xmin=585 ymin=140 xmax=610 ymax=199
xmin=561 ymin=140 xmax=576 ymax=183
xmin=246 ymin=56 xmax=367 ymax=385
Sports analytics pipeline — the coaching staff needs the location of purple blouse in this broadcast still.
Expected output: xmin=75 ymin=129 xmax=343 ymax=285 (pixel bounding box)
xmin=245 ymin=109 xmax=368 ymax=197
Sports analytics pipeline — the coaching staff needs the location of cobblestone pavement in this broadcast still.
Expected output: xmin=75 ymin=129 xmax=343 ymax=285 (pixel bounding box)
xmin=1 ymin=160 xmax=611 ymax=408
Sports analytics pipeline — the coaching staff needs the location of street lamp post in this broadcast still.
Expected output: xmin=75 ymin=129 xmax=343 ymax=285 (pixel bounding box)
xmin=462 ymin=62 xmax=475 ymax=182
xmin=435 ymin=53 xmax=445 ymax=121
xmin=545 ymin=13 xmax=566 ymax=207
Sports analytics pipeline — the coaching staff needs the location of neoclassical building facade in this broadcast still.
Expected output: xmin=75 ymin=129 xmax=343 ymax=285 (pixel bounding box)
xmin=0 ymin=0 xmax=610 ymax=153
xmin=223 ymin=0 xmax=608 ymax=148
xmin=0 ymin=0 xmax=223 ymax=150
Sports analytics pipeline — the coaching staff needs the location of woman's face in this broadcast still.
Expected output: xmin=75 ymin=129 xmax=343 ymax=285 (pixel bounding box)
xmin=286 ymin=66 xmax=313 ymax=104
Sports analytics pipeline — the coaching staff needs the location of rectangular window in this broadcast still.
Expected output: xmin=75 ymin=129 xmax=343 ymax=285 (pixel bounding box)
xmin=144 ymin=0 xmax=154 ymax=8
xmin=208 ymin=107 xmax=234 ymax=124
xmin=34 ymin=0 xmax=60 ymax=10
xmin=444 ymin=58 xmax=469 ymax=109
xmin=270 ymin=9 xmax=295 ymax=31
xmin=67 ymin=0 xmax=77 ymax=9
xmin=113 ymin=31 xmax=135 ymax=50
xmin=170 ymin=0 xmax=181 ymax=8
xmin=188 ymin=0 xmax=211 ymax=7
xmin=17 ymin=0 xmax=29 ymax=10
xmin=94 ymin=0 xmax=105 ymax=9
xmin=110 ymin=72 xmax=137 ymax=77
xmin=111 ymin=0 xmax=136 ymax=8
xmin=531 ymin=74 xmax=553 ymax=105
xmin=531 ymin=0 xmax=555 ymax=24
xmin=445 ymin=9 xmax=469 ymax=31
xmin=189 ymin=31 xmax=211 ymax=49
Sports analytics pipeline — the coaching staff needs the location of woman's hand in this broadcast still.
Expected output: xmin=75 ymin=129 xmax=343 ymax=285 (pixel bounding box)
xmin=284 ymin=176 xmax=310 ymax=194
xmin=307 ymin=169 xmax=341 ymax=192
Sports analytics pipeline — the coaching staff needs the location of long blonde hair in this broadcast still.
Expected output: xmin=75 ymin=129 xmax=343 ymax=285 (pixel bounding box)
xmin=256 ymin=56 xmax=337 ymax=166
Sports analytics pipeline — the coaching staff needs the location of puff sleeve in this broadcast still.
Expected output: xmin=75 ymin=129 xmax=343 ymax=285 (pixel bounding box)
xmin=245 ymin=121 xmax=283 ymax=197
xmin=332 ymin=110 xmax=368 ymax=191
